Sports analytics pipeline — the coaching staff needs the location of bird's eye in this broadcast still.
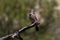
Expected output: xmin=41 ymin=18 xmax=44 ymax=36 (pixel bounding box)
xmin=29 ymin=14 xmax=31 ymax=16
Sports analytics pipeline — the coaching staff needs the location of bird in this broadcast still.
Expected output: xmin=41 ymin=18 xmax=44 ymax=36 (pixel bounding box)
xmin=29 ymin=9 xmax=39 ymax=31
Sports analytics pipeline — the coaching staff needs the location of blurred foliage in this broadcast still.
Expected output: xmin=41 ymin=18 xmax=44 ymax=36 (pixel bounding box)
xmin=0 ymin=0 xmax=58 ymax=40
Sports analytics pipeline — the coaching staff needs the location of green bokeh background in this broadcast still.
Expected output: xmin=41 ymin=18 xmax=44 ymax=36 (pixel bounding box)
xmin=0 ymin=0 xmax=59 ymax=40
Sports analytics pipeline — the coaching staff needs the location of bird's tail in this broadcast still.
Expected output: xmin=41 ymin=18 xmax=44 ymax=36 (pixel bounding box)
xmin=35 ymin=25 xmax=39 ymax=31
